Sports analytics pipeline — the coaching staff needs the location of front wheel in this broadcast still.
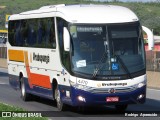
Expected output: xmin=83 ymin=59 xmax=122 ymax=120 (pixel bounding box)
xmin=115 ymin=105 xmax=128 ymax=111
xmin=20 ymin=78 xmax=30 ymax=101
xmin=55 ymin=87 xmax=66 ymax=111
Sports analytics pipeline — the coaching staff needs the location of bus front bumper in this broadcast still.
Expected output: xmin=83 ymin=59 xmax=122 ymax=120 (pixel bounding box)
xmin=69 ymin=86 xmax=146 ymax=107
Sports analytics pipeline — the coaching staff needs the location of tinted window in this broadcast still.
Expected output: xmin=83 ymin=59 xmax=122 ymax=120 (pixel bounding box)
xmin=8 ymin=17 xmax=56 ymax=49
xmin=57 ymin=17 xmax=71 ymax=71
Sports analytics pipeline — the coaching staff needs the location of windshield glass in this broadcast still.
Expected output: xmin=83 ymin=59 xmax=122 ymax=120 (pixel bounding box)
xmin=69 ymin=22 xmax=145 ymax=79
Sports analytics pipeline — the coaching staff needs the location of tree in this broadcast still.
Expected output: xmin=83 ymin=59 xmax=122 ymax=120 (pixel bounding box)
xmin=156 ymin=0 xmax=160 ymax=3
xmin=112 ymin=0 xmax=119 ymax=2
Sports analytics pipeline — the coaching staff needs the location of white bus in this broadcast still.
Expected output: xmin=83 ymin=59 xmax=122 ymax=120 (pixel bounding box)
xmin=7 ymin=4 xmax=153 ymax=111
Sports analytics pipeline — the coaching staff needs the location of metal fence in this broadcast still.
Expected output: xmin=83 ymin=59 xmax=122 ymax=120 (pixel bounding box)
xmin=146 ymin=51 xmax=160 ymax=71
xmin=0 ymin=46 xmax=7 ymax=59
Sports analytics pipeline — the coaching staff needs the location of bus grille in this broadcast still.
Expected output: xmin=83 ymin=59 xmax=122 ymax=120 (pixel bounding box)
xmin=83 ymin=86 xmax=137 ymax=94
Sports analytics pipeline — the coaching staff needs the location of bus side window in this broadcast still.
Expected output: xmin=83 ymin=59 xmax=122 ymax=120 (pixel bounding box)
xmin=37 ymin=19 xmax=43 ymax=45
xmin=37 ymin=19 xmax=45 ymax=47
xmin=8 ymin=17 xmax=56 ymax=49
xmin=49 ymin=18 xmax=56 ymax=48
xmin=8 ymin=21 xmax=16 ymax=46
xmin=21 ymin=20 xmax=28 ymax=46
xmin=45 ymin=18 xmax=56 ymax=49
xmin=15 ymin=21 xmax=23 ymax=46
xmin=28 ymin=19 xmax=37 ymax=47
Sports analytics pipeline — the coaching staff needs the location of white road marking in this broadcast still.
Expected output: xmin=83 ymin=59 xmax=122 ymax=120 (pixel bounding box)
xmin=0 ymin=82 xmax=8 ymax=85
xmin=148 ymin=88 xmax=160 ymax=91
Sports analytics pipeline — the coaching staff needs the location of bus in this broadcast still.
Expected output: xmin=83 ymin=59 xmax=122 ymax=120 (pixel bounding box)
xmin=7 ymin=4 xmax=153 ymax=111
xmin=0 ymin=30 xmax=7 ymax=44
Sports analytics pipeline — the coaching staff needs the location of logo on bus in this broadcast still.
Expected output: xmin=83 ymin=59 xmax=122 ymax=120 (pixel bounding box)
xmin=108 ymin=88 xmax=116 ymax=93
xmin=33 ymin=52 xmax=50 ymax=64
xmin=97 ymin=83 xmax=101 ymax=87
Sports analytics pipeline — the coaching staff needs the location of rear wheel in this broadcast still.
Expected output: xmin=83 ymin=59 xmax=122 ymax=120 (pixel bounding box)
xmin=55 ymin=87 xmax=66 ymax=111
xmin=20 ymin=78 xmax=30 ymax=101
xmin=115 ymin=105 xmax=128 ymax=111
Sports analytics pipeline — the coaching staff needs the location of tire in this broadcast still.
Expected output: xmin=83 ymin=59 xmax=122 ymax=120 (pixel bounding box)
xmin=20 ymin=78 xmax=30 ymax=101
xmin=55 ymin=87 xmax=66 ymax=111
xmin=115 ymin=105 xmax=128 ymax=111
xmin=77 ymin=106 xmax=86 ymax=113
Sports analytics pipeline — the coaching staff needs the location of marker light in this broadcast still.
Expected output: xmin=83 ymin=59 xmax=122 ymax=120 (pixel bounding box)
xmin=77 ymin=96 xmax=86 ymax=102
xmin=137 ymin=82 xmax=145 ymax=88
xmin=137 ymin=94 xmax=144 ymax=100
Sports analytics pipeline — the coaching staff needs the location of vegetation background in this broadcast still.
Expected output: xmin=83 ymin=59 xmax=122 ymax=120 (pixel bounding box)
xmin=0 ymin=0 xmax=160 ymax=35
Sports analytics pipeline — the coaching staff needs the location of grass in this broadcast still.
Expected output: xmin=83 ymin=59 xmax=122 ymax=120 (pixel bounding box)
xmin=0 ymin=102 xmax=47 ymax=120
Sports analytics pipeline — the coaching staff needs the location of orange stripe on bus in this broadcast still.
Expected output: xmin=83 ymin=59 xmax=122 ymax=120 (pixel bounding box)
xmin=8 ymin=50 xmax=24 ymax=62
xmin=24 ymin=51 xmax=51 ymax=89
xmin=24 ymin=51 xmax=33 ymax=88
xmin=30 ymin=73 xmax=51 ymax=89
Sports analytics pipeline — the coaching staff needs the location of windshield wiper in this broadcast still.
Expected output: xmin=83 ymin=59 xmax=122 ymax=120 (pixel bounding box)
xmin=115 ymin=55 xmax=132 ymax=79
xmin=92 ymin=52 xmax=107 ymax=78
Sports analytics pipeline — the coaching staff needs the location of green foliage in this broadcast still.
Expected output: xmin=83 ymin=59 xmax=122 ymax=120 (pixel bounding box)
xmin=0 ymin=0 xmax=160 ymax=35
xmin=107 ymin=2 xmax=160 ymax=35
xmin=0 ymin=103 xmax=24 ymax=111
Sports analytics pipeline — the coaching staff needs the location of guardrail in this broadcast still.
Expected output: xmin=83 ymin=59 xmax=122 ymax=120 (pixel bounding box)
xmin=0 ymin=45 xmax=7 ymax=59
xmin=146 ymin=51 xmax=160 ymax=72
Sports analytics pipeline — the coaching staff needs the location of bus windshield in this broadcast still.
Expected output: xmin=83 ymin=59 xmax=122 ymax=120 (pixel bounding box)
xmin=69 ymin=22 xmax=145 ymax=79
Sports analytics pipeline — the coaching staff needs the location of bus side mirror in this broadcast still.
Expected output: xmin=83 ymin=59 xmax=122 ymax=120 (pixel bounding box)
xmin=63 ymin=27 xmax=70 ymax=51
xmin=142 ymin=26 xmax=154 ymax=50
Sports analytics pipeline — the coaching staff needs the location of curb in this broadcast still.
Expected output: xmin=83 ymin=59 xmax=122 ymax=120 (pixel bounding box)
xmin=147 ymin=86 xmax=160 ymax=90
xmin=0 ymin=68 xmax=8 ymax=73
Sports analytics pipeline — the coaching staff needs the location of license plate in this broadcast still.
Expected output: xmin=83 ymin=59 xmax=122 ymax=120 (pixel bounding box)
xmin=106 ymin=97 xmax=119 ymax=102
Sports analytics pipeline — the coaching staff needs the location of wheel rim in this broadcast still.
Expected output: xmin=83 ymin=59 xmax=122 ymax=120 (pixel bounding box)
xmin=56 ymin=90 xmax=61 ymax=109
xmin=21 ymin=81 xmax=25 ymax=97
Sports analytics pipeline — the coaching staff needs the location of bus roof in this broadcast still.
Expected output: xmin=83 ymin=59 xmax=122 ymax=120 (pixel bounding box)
xmin=9 ymin=4 xmax=139 ymax=24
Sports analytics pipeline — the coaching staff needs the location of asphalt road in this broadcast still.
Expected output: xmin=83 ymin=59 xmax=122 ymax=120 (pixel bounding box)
xmin=0 ymin=68 xmax=160 ymax=120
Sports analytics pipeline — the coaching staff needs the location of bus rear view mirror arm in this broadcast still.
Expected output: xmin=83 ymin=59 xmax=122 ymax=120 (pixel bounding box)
xmin=142 ymin=26 xmax=154 ymax=50
xmin=63 ymin=27 xmax=70 ymax=51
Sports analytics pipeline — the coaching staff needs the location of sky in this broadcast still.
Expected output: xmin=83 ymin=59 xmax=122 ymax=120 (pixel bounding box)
xmin=92 ymin=0 xmax=158 ymax=2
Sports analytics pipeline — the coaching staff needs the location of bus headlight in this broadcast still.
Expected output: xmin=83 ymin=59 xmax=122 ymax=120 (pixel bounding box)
xmin=77 ymin=95 xmax=86 ymax=102
xmin=76 ymin=84 xmax=86 ymax=89
xmin=137 ymin=81 xmax=146 ymax=88
xmin=69 ymin=80 xmax=87 ymax=90
xmin=137 ymin=82 xmax=145 ymax=88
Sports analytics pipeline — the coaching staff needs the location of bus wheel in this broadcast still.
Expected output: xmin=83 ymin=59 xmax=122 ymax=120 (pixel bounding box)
xmin=20 ymin=78 xmax=30 ymax=101
xmin=77 ymin=106 xmax=86 ymax=113
xmin=115 ymin=105 xmax=128 ymax=111
xmin=55 ymin=88 xmax=66 ymax=111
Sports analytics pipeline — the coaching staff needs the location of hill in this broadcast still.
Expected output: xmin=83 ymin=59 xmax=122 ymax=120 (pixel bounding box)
xmin=0 ymin=0 xmax=160 ymax=35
